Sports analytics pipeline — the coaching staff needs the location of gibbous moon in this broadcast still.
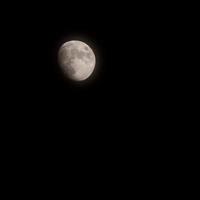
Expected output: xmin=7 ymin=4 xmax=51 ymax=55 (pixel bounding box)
xmin=58 ymin=40 xmax=96 ymax=81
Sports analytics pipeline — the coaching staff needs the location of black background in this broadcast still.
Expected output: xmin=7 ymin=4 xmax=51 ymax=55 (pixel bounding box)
xmin=0 ymin=1 xmax=195 ymax=197
xmin=1 ymin=2 xmax=182 ymax=144
xmin=2 ymin=4 xmax=177 ymax=124
xmin=1 ymin=1 xmax=185 ymax=188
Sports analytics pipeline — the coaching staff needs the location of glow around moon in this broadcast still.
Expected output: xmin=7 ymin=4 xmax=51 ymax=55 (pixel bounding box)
xmin=58 ymin=40 xmax=96 ymax=81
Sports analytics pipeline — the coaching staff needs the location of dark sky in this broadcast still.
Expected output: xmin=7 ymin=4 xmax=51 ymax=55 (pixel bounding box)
xmin=1 ymin=1 xmax=179 ymax=150
xmin=0 ymin=2 xmax=188 ymax=193
xmin=0 ymin=1 xmax=193 ymax=196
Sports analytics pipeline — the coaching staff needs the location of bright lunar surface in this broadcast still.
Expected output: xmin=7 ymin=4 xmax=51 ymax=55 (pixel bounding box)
xmin=58 ymin=40 xmax=96 ymax=81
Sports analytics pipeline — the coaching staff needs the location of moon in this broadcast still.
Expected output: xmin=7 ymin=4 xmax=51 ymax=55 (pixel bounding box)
xmin=58 ymin=40 xmax=96 ymax=81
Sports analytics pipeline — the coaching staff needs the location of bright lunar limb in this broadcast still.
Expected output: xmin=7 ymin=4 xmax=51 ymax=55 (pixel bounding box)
xmin=58 ymin=40 xmax=96 ymax=81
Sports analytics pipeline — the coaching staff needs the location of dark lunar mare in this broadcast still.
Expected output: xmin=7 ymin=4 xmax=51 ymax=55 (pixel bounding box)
xmin=70 ymin=48 xmax=87 ymax=59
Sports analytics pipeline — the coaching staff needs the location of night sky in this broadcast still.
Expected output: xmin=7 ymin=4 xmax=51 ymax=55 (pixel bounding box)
xmin=0 ymin=1 xmax=188 ymax=195
xmin=1 ymin=1 xmax=180 ymax=155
